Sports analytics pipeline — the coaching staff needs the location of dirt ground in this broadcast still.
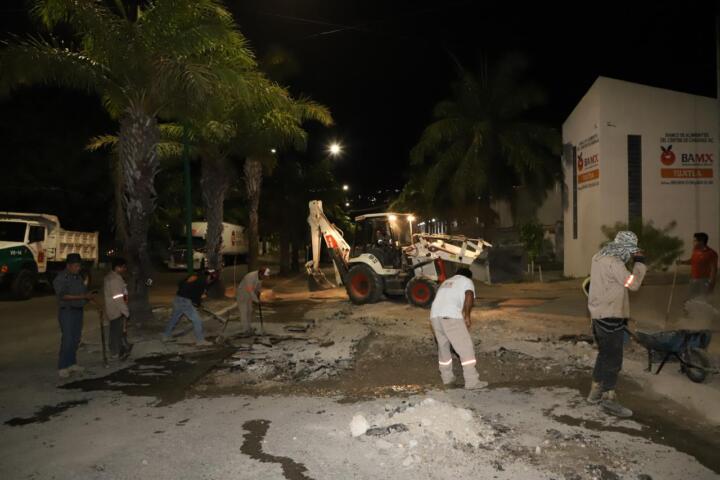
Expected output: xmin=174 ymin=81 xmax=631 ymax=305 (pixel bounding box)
xmin=1 ymin=271 xmax=719 ymax=479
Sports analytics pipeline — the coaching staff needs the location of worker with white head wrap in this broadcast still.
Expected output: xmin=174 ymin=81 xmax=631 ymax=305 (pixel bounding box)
xmin=586 ymin=231 xmax=646 ymax=418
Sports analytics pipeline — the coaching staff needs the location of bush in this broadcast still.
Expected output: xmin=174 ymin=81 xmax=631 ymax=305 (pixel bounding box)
xmin=519 ymin=222 xmax=545 ymax=263
xmin=601 ymin=220 xmax=684 ymax=271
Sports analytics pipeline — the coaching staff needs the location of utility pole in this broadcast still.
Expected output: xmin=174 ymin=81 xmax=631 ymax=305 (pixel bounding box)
xmin=183 ymin=125 xmax=194 ymax=274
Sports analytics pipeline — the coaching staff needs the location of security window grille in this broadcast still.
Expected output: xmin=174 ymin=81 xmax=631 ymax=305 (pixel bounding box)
xmin=627 ymin=135 xmax=642 ymax=224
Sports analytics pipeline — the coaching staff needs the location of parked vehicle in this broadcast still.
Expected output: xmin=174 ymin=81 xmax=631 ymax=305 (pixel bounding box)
xmin=0 ymin=212 xmax=98 ymax=299
xmin=166 ymin=222 xmax=247 ymax=270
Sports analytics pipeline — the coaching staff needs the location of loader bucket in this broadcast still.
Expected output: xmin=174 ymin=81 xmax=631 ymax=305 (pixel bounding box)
xmin=308 ymin=271 xmax=335 ymax=291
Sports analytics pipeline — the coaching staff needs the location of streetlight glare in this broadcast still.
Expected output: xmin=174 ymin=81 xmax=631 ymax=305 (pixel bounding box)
xmin=345 ymin=202 xmax=350 ymax=207
xmin=408 ymin=215 xmax=415 ymax=222
xmin=270 ymin=148 xmax=277 ymax=154
xmin=328 ymin=142 xmax=342 ymax=156
xmin=342 ymin=184 xmax=349 ymax=191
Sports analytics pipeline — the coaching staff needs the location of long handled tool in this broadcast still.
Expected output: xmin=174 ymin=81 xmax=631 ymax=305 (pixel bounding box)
xmin=665 ymin=262 xmax=678 ymax=329
xmin=258 ymin=301 xmax=264 ymax=336
xmin=214 ymin=310 xmax=232 ymax=345
xmin=96 ymin=306 xmax=109 ymax=368
xmin=255 ymin=301 xmax=273 ymax=347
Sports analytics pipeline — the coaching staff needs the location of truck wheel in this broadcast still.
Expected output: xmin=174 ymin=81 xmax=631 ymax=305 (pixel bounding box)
xmin=405 ymin=277 xmax=437 ymax=308
xmin=346 ymin=264 xmax=383 ymax=305
xmin=11 ymin=269 xmax=36 ymax=300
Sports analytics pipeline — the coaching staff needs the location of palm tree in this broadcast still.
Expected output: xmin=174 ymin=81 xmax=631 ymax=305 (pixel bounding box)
xmin=235 ymin=83 xmax=333 ymax=271
xmin=409 ymin=54 xmax=561 ymax=228
xmin=1 ymin=0 xmax=254 ymax=321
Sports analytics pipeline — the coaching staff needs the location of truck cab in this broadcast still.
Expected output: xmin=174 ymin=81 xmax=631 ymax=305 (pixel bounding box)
xmin=0 ymin=219 xmax=48 ymax=298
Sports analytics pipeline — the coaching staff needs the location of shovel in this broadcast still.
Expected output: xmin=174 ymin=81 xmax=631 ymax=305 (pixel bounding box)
xmin=93 ymin=303 xmax=109 ymax=368
xmin=255 ymin=302 xmax=272 ymax=347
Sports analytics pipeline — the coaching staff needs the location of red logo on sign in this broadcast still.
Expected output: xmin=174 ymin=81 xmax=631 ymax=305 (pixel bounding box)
xmin=660 ymin=145 xmax=676 ymax=166
xmin=38 ymin=251 xmax=45 ymax=263
xmin=577 ymin=153 xmax=584 ymax=172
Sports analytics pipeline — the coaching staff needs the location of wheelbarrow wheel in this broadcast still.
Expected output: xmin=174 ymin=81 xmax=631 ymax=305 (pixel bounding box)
xmin=684 ymin=348 xmax=710 ymax=383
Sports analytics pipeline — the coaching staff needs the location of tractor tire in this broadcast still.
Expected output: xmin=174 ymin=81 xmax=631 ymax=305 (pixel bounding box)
xmin=346 ymin=264 xmax=383 ymax=305
xmin=11 ymin=269 xmax=36 ymax=300
xmin=685 ymin=348 xmax=711 ymax=383
xmin=405 ymin=277 xmax=437 ymax=308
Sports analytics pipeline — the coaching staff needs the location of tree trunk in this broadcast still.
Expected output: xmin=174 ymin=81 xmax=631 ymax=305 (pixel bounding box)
xmin=291 ymin=241 xmax=300 ymax=273
xmin=244 ymin=156 xmax=263 ymax=272
xmin=118 ymin=106 xmax=159 ymax=324
xmin=279 ymin=229 xmax=290 ymax=275
xmin=112 ymin=154 xmax=128 ymax=248
xmin=201 ymin=155 xmax=229 ymax=298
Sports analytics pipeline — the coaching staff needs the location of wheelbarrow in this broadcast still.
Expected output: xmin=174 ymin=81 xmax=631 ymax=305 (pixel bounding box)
xmin=627 ymin=329 xmax=715 ymax=383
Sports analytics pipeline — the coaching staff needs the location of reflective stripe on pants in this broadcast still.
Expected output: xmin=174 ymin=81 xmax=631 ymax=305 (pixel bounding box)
xmin=430 ymin=316 xmax=479 ymax=386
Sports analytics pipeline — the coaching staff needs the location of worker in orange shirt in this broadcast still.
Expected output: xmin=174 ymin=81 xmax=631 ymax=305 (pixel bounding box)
xmin=677 ymin=232 xmax=717 ymax=299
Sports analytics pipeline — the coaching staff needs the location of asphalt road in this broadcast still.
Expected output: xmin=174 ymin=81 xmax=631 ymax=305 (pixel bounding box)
xmin=0 ymin=265 xmax=250 ymax=368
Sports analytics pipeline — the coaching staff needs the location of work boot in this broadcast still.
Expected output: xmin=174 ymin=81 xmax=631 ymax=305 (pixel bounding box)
xmin=58 ymin=368 xmax=71 ymax=379
xmin=68 ymin=364 xmax=85 ymax=374
xmin=441 ymin=374 xmax=456 ymax=387
xmin=439 ymin=365 xmax=455 ymax=386
xmin=586 ymin=381 xmax=603 ymax=404
xmin=119 ymin=344 xmax=133 ymax=361
xmin=600 ymin=390 xmax=633 ymax=418
xmin=464 ymin=380 xmax=489 ymax=391
xmin=195 ymin=340 xmax=213 ymax=347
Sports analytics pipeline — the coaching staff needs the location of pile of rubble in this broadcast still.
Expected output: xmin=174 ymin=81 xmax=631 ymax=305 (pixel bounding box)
xmin=348 ymin=397 xmax=499 ymax=468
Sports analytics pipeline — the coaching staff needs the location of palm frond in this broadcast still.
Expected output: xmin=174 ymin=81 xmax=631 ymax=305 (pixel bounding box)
xmin=0 ymin=36 xmax=107 ymax=96
xmin=86 ymin=134 xmax=119 ymax=152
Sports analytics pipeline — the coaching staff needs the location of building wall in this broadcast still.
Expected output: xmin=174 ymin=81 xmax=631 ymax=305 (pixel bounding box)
xmin=563 ymin=77 xmax=719 ymax=277
xmin=562 ymin=80 xmax=602 ymax=277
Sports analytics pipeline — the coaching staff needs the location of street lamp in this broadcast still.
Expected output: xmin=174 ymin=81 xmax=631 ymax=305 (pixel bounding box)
xmin=342 ymin=184 xmax=349 ymax=191
xmin=270 ymin=148 xmax=277 ymax=154
xmin=328 ymin=142 xmax=342 ymax=156
xmin=345 ymin=202 xmax=350 ymax=207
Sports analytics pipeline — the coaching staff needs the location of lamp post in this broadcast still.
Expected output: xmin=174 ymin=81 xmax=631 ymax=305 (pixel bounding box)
xmin=182 ymin=124 xmax=194 ymax=274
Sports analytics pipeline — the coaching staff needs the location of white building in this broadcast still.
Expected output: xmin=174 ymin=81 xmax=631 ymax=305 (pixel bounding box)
xmin=562 ymin=77 xmax=718 ymax=277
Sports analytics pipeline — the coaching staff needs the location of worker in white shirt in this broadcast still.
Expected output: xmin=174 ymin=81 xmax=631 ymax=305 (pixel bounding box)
xmin=429 ymin=268 xmax=487 ymax=390
xmin=103 ymin=257 xmax=132 ymax=360
xmin=236 ymin=267 xmax=271 ymax=334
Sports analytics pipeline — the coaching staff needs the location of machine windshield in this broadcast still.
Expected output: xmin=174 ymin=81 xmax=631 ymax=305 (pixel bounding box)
xmin=0 ymin=222 xmax=26 ymax=242
xmin=387 ymin=216 xmax=413 ymax=246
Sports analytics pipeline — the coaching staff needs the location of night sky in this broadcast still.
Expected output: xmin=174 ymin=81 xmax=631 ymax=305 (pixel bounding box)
xmin=1 ymin=0 xmax=718 ymax=205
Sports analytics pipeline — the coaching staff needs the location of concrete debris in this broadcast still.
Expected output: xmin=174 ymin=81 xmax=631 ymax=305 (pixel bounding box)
xmin=350 ymin=414 xmax=370 ymax=437
xmin=366 ymin=424 xmax=409 ymax=436
xmin=284 ymin=325 xmax=309 ymax=333
xmin=559 ymin=334 xmax=595 ymax=344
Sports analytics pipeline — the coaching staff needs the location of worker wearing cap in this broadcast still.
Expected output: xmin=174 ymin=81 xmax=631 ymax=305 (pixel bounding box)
xmin=103 ymin=257 xmax=131 ymax=360
xmin=236 ymin=267 xmax=270 ymax=334
xmin=429 ymin=267 xmax=487 ymax=390
xmin=587 ymin=231 xmax=646 ymax=418
xmin=53 ymin=253 xmax=94 ymax=378
xmin=162 ymin=269 xmax=218 ymax=346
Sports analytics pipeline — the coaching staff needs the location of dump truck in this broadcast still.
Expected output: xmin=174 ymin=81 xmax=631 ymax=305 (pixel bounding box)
xmin=166 ymin=221 xmax=247 ymax=270
xmin=0 ymin=212 xmax=99 ymax=299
